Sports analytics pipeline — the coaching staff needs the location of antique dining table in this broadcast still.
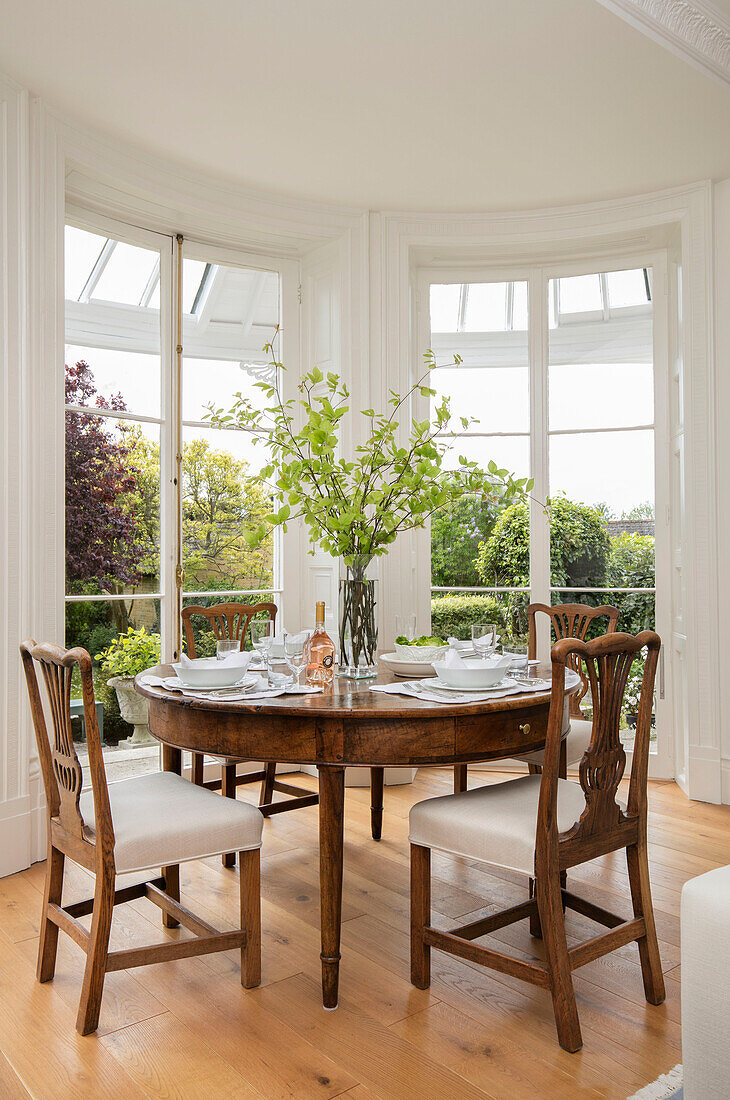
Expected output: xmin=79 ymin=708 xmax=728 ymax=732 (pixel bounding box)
xmin=135 ymin=664 xmax=577 ymax=1008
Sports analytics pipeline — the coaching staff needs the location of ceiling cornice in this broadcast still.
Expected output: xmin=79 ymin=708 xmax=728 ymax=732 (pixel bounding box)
xmin=595 ymin=0 xmax=730 ymax=88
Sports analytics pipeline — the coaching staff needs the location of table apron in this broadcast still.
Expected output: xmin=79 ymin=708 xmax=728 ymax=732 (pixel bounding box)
xmin=147 ymin=697 xmax=563 ymax=767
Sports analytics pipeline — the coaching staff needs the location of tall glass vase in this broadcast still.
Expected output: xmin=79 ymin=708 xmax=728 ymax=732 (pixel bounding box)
xmin=338 ymin=559 xmax=378 ymax=679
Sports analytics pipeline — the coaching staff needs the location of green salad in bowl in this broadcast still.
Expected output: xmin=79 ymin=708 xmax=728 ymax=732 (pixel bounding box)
xmin=393 ymin=634 xmax=448 ymax=662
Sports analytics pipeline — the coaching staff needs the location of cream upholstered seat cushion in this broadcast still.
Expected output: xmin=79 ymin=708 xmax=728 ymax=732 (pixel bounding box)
xmin=79 ymin=771 xmax=263 ymax=874
xmin=409 ymin=775 xmax=587 ymax=876
xmin=516 ymin=718 xmax=593 ymax=769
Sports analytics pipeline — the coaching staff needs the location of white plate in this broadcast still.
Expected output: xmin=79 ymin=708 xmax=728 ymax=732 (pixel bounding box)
xmin=379 ymin=652 xmax=437 ymax=678
xmin=162 ymin=674 xmax=257 ymax=692
xmin=432 ymin=676 xmax=515 ymax=693
xmin=284 ymin=684 xmax=323 ymax=695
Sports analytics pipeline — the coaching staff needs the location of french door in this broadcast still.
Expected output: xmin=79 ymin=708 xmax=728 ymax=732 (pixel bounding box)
xmin=418 ymin=252 xmax=674 ymax=777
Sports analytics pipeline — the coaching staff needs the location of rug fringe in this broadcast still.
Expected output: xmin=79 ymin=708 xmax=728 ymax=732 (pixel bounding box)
xmin=627 ymin=1064 xmax=683 ymax=1100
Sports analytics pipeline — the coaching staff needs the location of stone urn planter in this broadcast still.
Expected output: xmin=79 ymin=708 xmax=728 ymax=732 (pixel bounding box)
xmin=108 ymin=677 xmax=155 ymax=746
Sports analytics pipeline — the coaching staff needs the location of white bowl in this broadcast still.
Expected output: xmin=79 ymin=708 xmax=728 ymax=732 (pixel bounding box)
xmin=172 ymin=653 xmax=252 ymax=687
xmin=394 ymin=642 xmax=448 ymax=663
xmin=431 ymin=659 xmax=507 ymax=690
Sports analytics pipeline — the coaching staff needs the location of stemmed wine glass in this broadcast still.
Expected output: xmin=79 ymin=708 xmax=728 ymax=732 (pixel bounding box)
xmin=250 ymin=619 xmax=274 ymax=666
xmin=284 ymin=631 xmax=313 ymax=689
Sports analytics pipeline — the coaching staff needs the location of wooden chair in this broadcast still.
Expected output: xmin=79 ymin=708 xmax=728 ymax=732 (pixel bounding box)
xmin=20 ymin=639 xmax=263 ymax=1035
xmin=410 ymin=630 xmax=664 ymax=1052
xmin=454 ymin=602 xmax=620 ymax=793
xmin=183 ymin=601 xmax=387 ymax=845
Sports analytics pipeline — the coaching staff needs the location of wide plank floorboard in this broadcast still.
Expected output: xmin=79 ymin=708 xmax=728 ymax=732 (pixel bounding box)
xmin=0 ymin=769 xmax=726 ymax=1098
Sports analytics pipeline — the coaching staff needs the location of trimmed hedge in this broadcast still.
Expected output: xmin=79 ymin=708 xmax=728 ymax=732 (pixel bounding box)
xmin=430 ymin=594 xmax=508 ymax=640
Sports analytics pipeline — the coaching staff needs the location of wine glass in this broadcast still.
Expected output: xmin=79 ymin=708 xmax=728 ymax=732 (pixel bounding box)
xmin=471 ymin=623 xmax=497 ymax=659
xmin=284 ymin=631 xmax=312 ymax=689
xmin=250 ymin=619 xmax=274 ymax=665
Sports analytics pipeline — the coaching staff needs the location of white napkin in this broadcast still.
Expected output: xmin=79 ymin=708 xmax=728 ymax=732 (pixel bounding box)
xmin=443 ymin=647 xmax=467 ymax=667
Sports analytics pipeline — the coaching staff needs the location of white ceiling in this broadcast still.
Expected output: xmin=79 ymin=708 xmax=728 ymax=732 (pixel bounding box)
xmin=2 ymin=0 xmax=730 ymax=211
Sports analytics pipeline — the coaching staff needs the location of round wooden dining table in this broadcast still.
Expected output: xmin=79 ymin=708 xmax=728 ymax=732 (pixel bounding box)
xmin=136 ymin=665 xmax=576 ymax=1008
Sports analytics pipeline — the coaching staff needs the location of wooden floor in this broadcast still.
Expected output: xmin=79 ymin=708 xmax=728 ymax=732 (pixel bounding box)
xmin=0 ymin=769 xmax=728 ymax=1099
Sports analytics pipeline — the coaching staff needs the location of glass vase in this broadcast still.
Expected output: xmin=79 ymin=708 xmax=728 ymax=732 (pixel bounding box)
xmin=338 ymin=560 xmax=378 ymax=679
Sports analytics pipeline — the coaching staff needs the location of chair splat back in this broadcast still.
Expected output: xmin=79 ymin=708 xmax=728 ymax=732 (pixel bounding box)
xmin=541 ymin=630 xmax=660 ymax=859
xmin=528 ymin=602 xmax=620 ymax=719
xmin=182 ymin=601 xmax=277 ymax=658
xmin=20 ymin=640 xmax=112 ymax=861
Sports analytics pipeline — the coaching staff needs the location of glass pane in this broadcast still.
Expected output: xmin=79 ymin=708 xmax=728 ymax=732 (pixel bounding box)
xmin=65 ymin=410 xmax=160 ymax=595
xmin=65 ymin=344 xmax=161 ymax=419
xmin=182 ymin=356 xmax=272 ymax=433
xmin=431 ymin=591 xmax=530 ymax=642
xmin=550 ymin=362 xmax=653 ymax=430
xmin=92 ymin=241 xmax=159 ymax=306
xmin=431 ymin=366 xmax=529 ymax=435
xmin=65 ymin=226 xmax=106 ymax=301
xmin=182 ymin=259 xmax=209 ymax=313
xmin=512 ymin=281 xmax=528 ymax=330
xmin=441 ymin=433 xmax=530 ymax=480
xmin=463 ymin=282 xmax=508 ymax=331
xmin=430 ymin=284 xmax=461 ymax=333
xmin=558 ymin=274 xmax=602 ymax=315
xmin=606 ymin=268 xmax=649 ymax=310
xmin=181 ymin=426 xmax=274 ymax=594
xmin=548 ymin=431 xmax=654 ymax=586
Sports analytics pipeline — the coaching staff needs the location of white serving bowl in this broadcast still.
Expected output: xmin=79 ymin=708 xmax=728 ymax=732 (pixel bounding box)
xmin=394 ymin=642 xmax=448 ymax=663
xmin=431 ymin=659 xmax=506 ymax=690
xmin=172 ymin=653 xmax=251 ymax=687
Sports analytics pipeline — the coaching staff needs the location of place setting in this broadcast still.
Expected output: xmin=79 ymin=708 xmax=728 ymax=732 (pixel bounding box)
xmin=138 ymin=625 xmax=325 ymax=701
xmin=373 ymin=622 xmax=555 ymax=704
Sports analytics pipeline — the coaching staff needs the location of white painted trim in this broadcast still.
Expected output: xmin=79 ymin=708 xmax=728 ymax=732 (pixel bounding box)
xmin=595 ymin=0 xmax=730 ymax=89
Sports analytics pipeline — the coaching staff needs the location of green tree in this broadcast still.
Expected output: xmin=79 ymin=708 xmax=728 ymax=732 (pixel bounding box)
xmin=607 ymin=531 xmax=655 ymax=633
xmin=476 ymin=496 xmax=611 ymax=589
xmin=431 ymin=482 xmax=499 ymax=587
xmin=124 ymin=432 xmax=274 ymax=592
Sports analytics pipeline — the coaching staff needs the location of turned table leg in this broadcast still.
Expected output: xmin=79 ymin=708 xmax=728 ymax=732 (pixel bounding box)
xmin=370 ymin=767 xmax=384 ymax=840
xmin=317 ymin=765 xmax=345 ymax=1009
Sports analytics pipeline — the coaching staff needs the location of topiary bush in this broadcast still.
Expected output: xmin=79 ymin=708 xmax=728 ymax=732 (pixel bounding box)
xmin=430 ymin=594 xmax=508 ymax=640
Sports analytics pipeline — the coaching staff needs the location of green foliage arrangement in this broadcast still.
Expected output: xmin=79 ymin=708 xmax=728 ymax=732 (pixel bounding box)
xmin=430 ymin=594 xmax=508 ymax=640
xmin=476 ymin=496 xmax=611 ymax=589
xmin=95 ymin=627 xmax=161 ymax=681
xmin=206 ymin=339 xmax=532 ymax=575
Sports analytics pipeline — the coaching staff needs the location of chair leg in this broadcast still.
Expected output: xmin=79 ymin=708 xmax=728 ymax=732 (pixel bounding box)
xmin=527 ymin=762 xmax=542 ymax=775
xmin=222 ymin=764 xmax=237 ymax=869
xmin=626 ymin=841 xmax=665 ymax=1005
xmin=528 ymin=877 xmax=542 ymax=939
xmin=239 ymin=848 xmax=261 ymax=988
xmin=454 ymin=764 xmax=468 ymax=793
xmin=76 ymin=868 xmax=114 ymax=1035
xmin=536 ymin=871 xmax=582 ymax=1053
xmin=37 ymin=845 xmax=65 ymax=982
xmin=192 ymin=751 xmax=204 ymax=786
xmin=260 ymin=762 xmax=277 ymax=807
xmin=410 ymin=843 xmax=431 ymax=989
xmin=161 ymin=862 xmax=180 ymax=929
xmin=370 ymin=767 xmax=384 ymax=840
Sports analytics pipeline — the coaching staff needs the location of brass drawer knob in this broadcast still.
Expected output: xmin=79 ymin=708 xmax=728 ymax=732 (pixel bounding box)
xmin=519 ymin=722 xmax=531 ymax=736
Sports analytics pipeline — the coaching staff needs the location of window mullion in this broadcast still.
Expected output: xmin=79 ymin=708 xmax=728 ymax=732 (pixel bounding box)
xmin=528 ymin=269 xmax=551 ymax=658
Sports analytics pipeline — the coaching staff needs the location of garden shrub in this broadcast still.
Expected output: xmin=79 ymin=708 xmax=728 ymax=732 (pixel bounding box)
xmin=431 ymin=594 xmax=508 ymax=640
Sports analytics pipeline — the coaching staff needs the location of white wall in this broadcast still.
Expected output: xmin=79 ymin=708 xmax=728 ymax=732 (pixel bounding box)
xmin=0 ymin=72 xmax=727 ymax=877
xmin=714 ymin=179 xmax=730 ymax=803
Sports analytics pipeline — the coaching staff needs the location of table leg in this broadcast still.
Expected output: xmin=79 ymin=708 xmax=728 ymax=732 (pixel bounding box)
xmin=161 ymin=744 xmax=182 ymax=929
xmin=318 ymin=765 xmax=345 ymax=1009
xmin=370 ymin=767 xmax=384 ymax=840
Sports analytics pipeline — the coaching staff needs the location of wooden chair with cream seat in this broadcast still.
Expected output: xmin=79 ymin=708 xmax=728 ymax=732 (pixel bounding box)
xmin=183 ymin=601 xmax=389 ymax=846
xmin=410 ymin=630 xmax=665 ymax=1052
xmin=20 ymin=639 xmax=263 ymax=1036
xmin=182 ymin=602 xmax=319 ymax=865
xmin=453 ymin=601 xmax=620 ymax=794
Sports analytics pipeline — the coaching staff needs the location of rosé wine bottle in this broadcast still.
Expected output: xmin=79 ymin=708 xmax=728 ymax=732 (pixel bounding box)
xmin=305 ymin=601 xmax=336 ymax=685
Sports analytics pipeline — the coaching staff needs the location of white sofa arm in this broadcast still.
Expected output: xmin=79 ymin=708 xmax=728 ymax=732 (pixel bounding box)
xmin=681 ymin=864 xmax=730 ymax=1100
